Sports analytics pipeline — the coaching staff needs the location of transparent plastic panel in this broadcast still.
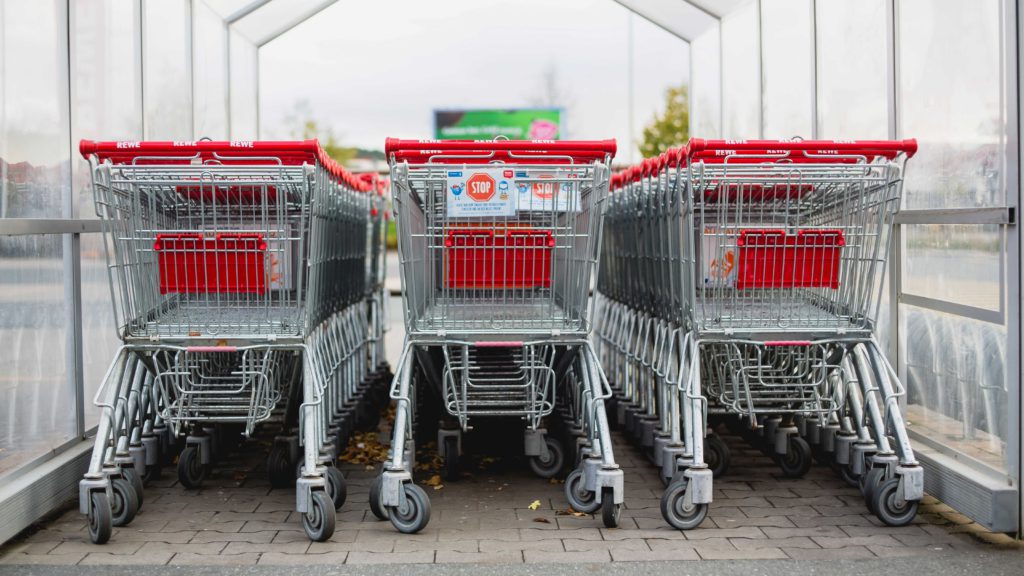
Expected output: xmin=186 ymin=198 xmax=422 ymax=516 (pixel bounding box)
xmin=760 ymin=0 xmax=813 ymax=138
xmin=0 ymin=0 xmax=71 ymax=218
xmin=902 ymin=224 xmax=1002 ymax=312
xmin=193 ymin=0 xmax=230 ymax=139
xmin=143 ymin=0 xmax=192 ymax=139
xmin=229 ymin=30 xmax=259 ymax=139
xmin=815 ymin=0 xmax=888 ymax=139
xmin=901 ymin=305 xmax=1009 ymax=474
xmin=691 ymin=26 xmax=722 ymax=139
xmin=721 ymin=1 xmax=760 ymax=138
xmin=898 ymin=0 xmax=1003 ymax=209
xmin=0 ymin=235 xmax=71 ymax=477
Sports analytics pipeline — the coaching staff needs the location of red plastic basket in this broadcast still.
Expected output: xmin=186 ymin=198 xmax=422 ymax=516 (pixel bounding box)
xmin=735 ymin=229 xmax=844 ymax=290
xmin=154 ymin=233 xmax=268 ymax=294
xmin=445 ymin=229 xmax=554 ymax=289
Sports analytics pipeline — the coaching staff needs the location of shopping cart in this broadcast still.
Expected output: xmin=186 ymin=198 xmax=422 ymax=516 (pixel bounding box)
xmin=597 ymin=138 xmax=923 ymax=530
xmin=375 ymin=138 xmax=624 ymax=533
xmin=77 ymin=139 xmax=382 ymax=543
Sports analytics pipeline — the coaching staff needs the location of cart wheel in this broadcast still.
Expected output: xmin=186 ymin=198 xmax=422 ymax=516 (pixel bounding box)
xmin=601 ymin=488 xmax=621 ymax=528
xmin=388 ymin=483 xmax=431 ymax=534
xmin=177 ymin=446 xmax=207 ymax=489
xmin=528 ymin=437 xmax=564 ymax=479
xmin=324 ymin=467 xmax=347 ymax=510
xmin=777 ymin=436 xmax=812 ymax=478
xmin=369 ymin=476 xmax=388 ymax=521
xmin=302 ymin=491 xmax=336 ymax=542
xmin=142 ymin=463 xmax=161 ymax=484
xmin=564 ymin=468 xmax=599 ymax=513
xmin=704 ymin=434 xmax=731 ymax=478
xmin=122 ymin=466 xmax=144 ymax=508
xmin=88 ymin=491 xmax=112 ymax=545
xmin=860 ymin=467 xmax=886 ymax=513
xmin=660 ymin=480 xmax=708 ymax=530
xmin=872 ymin=477 xmax=919 ymax=527
xmin=267 ymin=446 xmax=294 ymax=488
xmin=110 ymin=478 xmax=139 ymax=527
xmin=443 ymin=436 xmax=459 ymax=481
xmin=833 ymin=461 xmax=860 ymax=487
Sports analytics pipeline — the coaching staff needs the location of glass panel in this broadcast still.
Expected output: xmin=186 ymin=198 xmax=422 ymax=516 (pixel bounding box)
xmin=143 ymin=0 xmax=192 ymax=139
xmin=229 ymin=30 xmax=259 ymax=140
xmin=629 ymin=14 xmax=690 ymax=163
xmin=0 ymin=235 xmax=71 ymax=476
xmin=902 ymin=224 xmax=1002 ymax=312
xmin=691 ymin=25 xmax=722 ymax=138
xmin=71 ymin=0 xmax=142 ymax=428
xmin=898 ymin=0 xmax=1003 ymax=209
xmin=902 ymin=305 xmax=1009 ymax=474
xmin=0 ymin=0 xmax=70 ymax=218
xmin=815 ymin=0 xmax=888 ymax=139
xmin=193 ymin=0 xmax=230 ymax=139
xmin=760 ymin=0 xmax=813 ymax=138
xmin=721 ymin=1 xmax=760 ymax=138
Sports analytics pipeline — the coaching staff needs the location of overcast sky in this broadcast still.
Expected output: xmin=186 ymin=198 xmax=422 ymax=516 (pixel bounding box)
xmin=258 ymin=0 xmax=689 ymax=164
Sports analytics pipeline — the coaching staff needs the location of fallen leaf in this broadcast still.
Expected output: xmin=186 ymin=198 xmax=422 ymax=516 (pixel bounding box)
xmin=528 ymin=499 xmax=542 ymax=510
xmin=432 ymin=484 xmax=444 ymax=491
xmin=424 ymin=474 xmax=443 ymax=487
xmin=533 ymin=517 xmax=551 ymax=524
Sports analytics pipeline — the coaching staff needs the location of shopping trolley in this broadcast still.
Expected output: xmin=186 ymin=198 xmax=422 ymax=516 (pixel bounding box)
xmin=77 ymin=139 xmax=381 ymax=544
xmin=375 ymin=138 xmax=624 ymax=533
xmin=598 ymin=138 xmax=922 ymax=529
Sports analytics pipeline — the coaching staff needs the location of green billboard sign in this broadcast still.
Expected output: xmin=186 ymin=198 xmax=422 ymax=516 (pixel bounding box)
xmin=434 ymin=108 xmax=562 ymax=140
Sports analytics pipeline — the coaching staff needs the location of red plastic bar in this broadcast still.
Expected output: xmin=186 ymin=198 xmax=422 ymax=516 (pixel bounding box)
xmin=735 ymin=229 xmax=844 ymax=290
xmin=686 ymin=138 xmax=918 ymax=164
xmin=154 ymin=233 xmax=268 ymax=294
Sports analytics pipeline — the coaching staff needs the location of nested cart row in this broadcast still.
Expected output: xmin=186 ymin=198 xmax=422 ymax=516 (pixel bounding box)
xmin=596 ymin=138 xmax=924 ymax=529
xmin=77 ymin=140 xmax=391 ymax=543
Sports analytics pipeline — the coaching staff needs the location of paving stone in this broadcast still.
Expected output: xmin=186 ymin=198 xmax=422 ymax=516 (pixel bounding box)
xmin=783 ymin=546 xmax=876 ymax=560
xmin=80 ymin=552 xmax=174 ymax=565
xmin=868 ymin=544 xmax=954 ymax=557
xmin=521 ymin=528 xmax=602 ymax=541
xmin=438 ymin=528 xmax=519 ymax=542
xmin=523 ymin=549 xmax=611 ymax=563
xmin=601 ymin=528 xmax=686 ymax=541
xmin=0 ymin=542 xmax=60 ymax=555
xmin=840 ymin=524 xmax=929 ymax=538
xmin=307 ymin=540 xmax=394 ymax=553
xmin=190 ymin=530 xmax=276 ymax=544
xmin=435 ymin=551 xmax=523 ymax=563
xmin=50 ymin=541 xmax=144 ymax=555
xmin=812 ymin=535 xmax=903 ymax=549
xmin=611 ymin=548 xmax=699 ymax=561
xmin=562 ymin=538 xmax=648 ymax=552
xmin=683 ymin=527 xmax=767 ymax=540
xmin=712 ymin=515 xmax=795 ymax=529
xmin=222 ymin=541 xmax=310 ymax=554
xmin=741 ymin=505 xmax=820 ymax=518
xmin=169 ymin=552 xmax=260 ymax=565
xmin=696 ymin=546 xmax=787 ymax=560
xmin=478 ymin=539 xmax=563 ymax=553
xmin=258 ymin=552 xmax=349 ymax=565
xmin=136 ymin=541 xmax=227 ymax=555
xmin=396 ymin=539 xmax=479 ymax=553
xmin=647 ymin=538 xmax=734 ymax=551
xmin=347 ymin=551 xmax=435 ymax=564
xmin=0 ymin=553 xmax=87 ymax=566
xmin=762 ymin=526 xmax=846 ymax=539
xmin=732 ymin=536 xmax=819 ymax=550
xmin=789 ymin=515 xmax=875 ymax=528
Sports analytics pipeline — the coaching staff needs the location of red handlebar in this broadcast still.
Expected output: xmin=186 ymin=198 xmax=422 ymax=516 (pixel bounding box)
xmin=385 ymin=138 xmax=616 ymax=165
xmin=686 ymin=138 xmax=917 ymax=163
xmin=79 ymin=139 xmax=374 ymax=193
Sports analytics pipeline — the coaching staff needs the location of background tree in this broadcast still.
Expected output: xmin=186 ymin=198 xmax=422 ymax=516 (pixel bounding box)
xmin=639 ymin=85 xmax=689 ymax=158
xmin=285 ymin=100 xmax=358 ymax=165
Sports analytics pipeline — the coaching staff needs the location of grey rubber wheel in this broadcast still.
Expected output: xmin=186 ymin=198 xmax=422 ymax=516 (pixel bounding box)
xmin=302 ymin=491 xmax=336 ymax=542
xmin=325 ymin=467 xmax=347 ymax=510
xmin=110 ymin=478 xmax=139 ymax=527
xmin=88 ymin=491 xmax=112 ymax=544
xmin=601 ymin=487 xmax=621 ymax=528
xmin=873 ymin=477 xmax=919 ymax=527
xmin=369 ymin=476 xmax=388 ymax=520
xmin=564 ymin=468 xmax=599 ymax=513
xmin=528 ymin=437 xmax=565 ymax=479
xmin=660 ymin=480 xmax=708 ymax=530
xmin=388 ymin=483 xmax=431 ymax=534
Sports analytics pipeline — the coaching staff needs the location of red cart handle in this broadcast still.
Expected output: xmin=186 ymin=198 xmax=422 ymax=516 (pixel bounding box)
xmin=686 ymin=138 xmax=917 ymax=164
xmin=385 ymin=138 xmax=616 ymax=165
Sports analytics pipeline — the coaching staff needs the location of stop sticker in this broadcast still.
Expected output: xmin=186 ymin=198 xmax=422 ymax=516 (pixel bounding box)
xmin=466 ymin=173 xmax=496 ymax=202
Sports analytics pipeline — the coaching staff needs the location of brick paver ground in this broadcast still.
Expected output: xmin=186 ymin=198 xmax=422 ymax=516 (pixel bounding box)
xmin=1 ymin=424 xmax=1020 ymax=566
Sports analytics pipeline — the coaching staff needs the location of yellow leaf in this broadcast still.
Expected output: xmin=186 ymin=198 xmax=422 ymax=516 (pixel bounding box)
xmin=424 ymin=474 xmax=443 ymax=487
xmin=528 ymin=499 xmax=542 ymax=510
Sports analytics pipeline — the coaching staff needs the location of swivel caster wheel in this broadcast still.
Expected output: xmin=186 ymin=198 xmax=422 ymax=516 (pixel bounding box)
xmin=177 ymin=446 xmax=209 ymax=489
xmin=564 ymin=468 xmax=599 ymax=513
xmin=443 ymin=436 xmax=460 ymax=481
xmin=111 ymin=478 xmax=139 ymax=527
xmin=660 ymin=480 xmax=708 ymax=530
xmin=324 ymin=467 xmax=347 ymax=510
xmin=302 ymin=491 xmax=336 ymax=542
xmin=87 ymin=491 xmax=112 ymax=545
xmin=122 ymin=466 xmax=144 ymax=508
xmin=601 ymin=488 xmax=621 ymax=528
xmin=776 ymin=436 xmax=812 ymax=478
xmin=387 ymin=483 xmax=431 ymax=534
xmin=860 ymin=467 xmax=887 ymax=513
xmin=369 ymin=476 xmax=388 ymax=520
xmin=528 ymin=437 xmax=565 ymax=479
xmin=872 ymin=477 xmax=919 ymax=526
xmin=267 ymin=445 xmax=294 ymax=488
xmin=704 ymin=434 xmax=731 ymax=478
